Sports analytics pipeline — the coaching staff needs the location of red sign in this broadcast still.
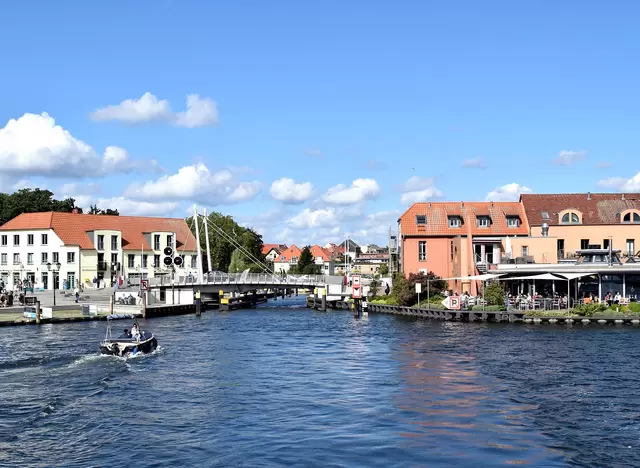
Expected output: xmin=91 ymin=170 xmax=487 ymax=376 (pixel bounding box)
xmin=352 ymin=275 xmax=361 ymax=287
xmin=140 ymin=279 xmax=149 ymax=291
xmin=352 ymin=287 xmax=362 ymax=299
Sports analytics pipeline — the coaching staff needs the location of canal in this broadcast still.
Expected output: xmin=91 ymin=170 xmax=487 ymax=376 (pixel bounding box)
xmin=1 ymin=297 xmax=638 ymax=467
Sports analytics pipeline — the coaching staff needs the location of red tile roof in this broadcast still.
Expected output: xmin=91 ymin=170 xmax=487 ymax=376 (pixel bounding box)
xmin=262 ymin=243 xmax=288 ymax=255
xmin=309 ymin=245 xmax=331 ymax=262
xmin=521 ymin=193 xmax=640 ymax=226
xmin=399 ymin=202 xmax=529 ymax=237
xmin=0 ymin=212 xmax=197 ymax=251
xmin=276 ymin=245 xmax=301 ymax=262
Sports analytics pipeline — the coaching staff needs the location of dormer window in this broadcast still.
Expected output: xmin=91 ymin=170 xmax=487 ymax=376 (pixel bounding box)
xmin=541 ymin=211 xmax=551 ymax=220
xmin=622 ymin=211 xmax=640 ymax=224
xmin=416 ymin=215 xmax=427 ymax=225
xmin=506 ymin=216 xmax=520 ymax=228
xmin=477 ymin=216 xmax=491 ymax=227
xmin=561 ymin=212 xmax=580 ymax=224
xmin=448 ymin=216 xmax=461 ymax=228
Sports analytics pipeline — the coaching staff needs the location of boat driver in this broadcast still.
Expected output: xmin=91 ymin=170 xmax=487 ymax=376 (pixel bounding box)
xmin=131 ymin=323 xmax=140 ymax=340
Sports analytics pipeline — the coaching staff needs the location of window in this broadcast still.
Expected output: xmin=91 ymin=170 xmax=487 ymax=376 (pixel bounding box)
xmin=53 ymin=252 xmax=59 ymax=263
xmin=128 ymin=254 xmax=135 ymax=268
xmin=142 ymin=255 xmax=148 ymax=268
xmin=13 ymin=235 xmax=19 ymax=246
xmin=561 ymin=212 xmax=580 ymax=224
xmin=154 ymin=235 xmax=161 ymax=250
xmin=0 ymin=235 xmax=6 ymax=246
xmin=27 ymin=234 xmax=34 ymax=246
xmin=153 ymin=255 xmax=160 ymax=267
xmin=477 ymin=216 xmax=490 ymax=227
xmin=521 ymin=246 xmax=529 ymax=257
xmin=541 ymin=211 xmax=551 ymax=220
xmin=557 ymin=239 xmax=565 ymax=258
xmin=111 ymin=253 xmax=118 ymax=264
xmin=111 ymin=235 xmax=118 ymax=250
xmin=416 ymin=215 xmax=427 ymax=225
xmin=27 ymin=253 xmax=33 ymax=264
xmin=418 ymin=241 xmax=427 ymax=261
xmin=581 ymin=239 xmax=589 ymax=250
xmin=603 ymin=239 xmax=610 ymax=250
xmin=450 ymin=240 xmax=454 ymax=261
xmin=97 ymin=235 xmax=104 ymax=250
xmin=41 ymin=233 xmax=48 ymax=245
xmin=622 ymin=212 xmax=640 ymax=223
xmin=627 ymin=239 xmax=635 ymax=256
xmin=167 ymin=235 xmax=173 ymax=248
xmin=1 ymin=253 xmax=6 ymax=265
xmin=291 ymin=256 xmax=298 ymax=264
xmin=506 ymin=216 xmax=520 ymax=227
xmin=180 ymin=255 xmax=185 ymax=267
xmin=67 ymin=252 xmax=75 ymax=263
xmin=41 ymin=252 xmax=48 ymax=264
xmin=191 ymin=256 xmax=197 ymax=268
xmin=13 ymin=253 xmax=20 ymax=264
xmin=448 ymin=216 xmax=461 ymax=228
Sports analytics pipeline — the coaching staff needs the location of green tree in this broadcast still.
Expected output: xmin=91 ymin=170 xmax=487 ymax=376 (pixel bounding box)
xmin=0 ymin=188 xmax=83 ymax=224
xmin=378 ymin=264 xmax=389 ymax=276
xmin=88 ymin=204 xmax=120 ymax=215
xmin=484 ymin=281 xmax=506 ymax=306
xmin=228 ymin=248 xmax=247 ymax=273
xmin=295 ymin=246 xmax=320 ymax=274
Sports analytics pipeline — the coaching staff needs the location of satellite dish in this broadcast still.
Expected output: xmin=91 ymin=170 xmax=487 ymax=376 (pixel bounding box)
xmin=163 ymin=247 xmax=173 ymax=256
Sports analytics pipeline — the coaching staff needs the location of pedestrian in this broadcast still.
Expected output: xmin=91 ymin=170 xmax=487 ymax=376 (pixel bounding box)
xmin=74 ymin=286 xmax=80 ymax=303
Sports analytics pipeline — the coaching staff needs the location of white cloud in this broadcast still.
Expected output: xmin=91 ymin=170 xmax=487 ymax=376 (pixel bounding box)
xmin=95 ymin=197 xmax=179 ymax=216
xmin=486 ymin=183 xmax=533 ymax=201
xmin=597 ymin=174 xmax=640 ymax=192
xmin=90 ymin=92 xmax=218 ymax=127
xmin=124 ymin=163 xmax=260 ymax=204
xmin=0 ymin=113 xmax=140 ymax=177
xmin=596 ymin=161 xmax=612 ymax=168
xmin=270 ymin=178 xmax=313 ymax=204
xmin=463 ymin=157 xmax=487 ymax=169
xmin=400 ymin=176 xmax=443 ymax=204
xmin=174 ymin=94 xmax=218 ymax=128
xmin=288 ymin=208 xmax=339 ymax=229
xmin=553 ymin=150 xmax=586 ymax=165
xmin=322 ymin=178 xmax=380 ymax=205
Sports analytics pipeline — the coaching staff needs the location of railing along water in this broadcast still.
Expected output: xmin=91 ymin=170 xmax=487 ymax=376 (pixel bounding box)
xmin=148 ymin=272 xmax=326 ymax=288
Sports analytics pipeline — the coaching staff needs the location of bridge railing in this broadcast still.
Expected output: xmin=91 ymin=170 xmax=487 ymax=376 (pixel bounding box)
xmin=148 ymin=272 xmax=326 ymax=288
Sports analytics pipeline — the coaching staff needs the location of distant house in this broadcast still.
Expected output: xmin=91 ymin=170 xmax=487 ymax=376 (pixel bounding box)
xmin=353 ymin=252 xmax=389 ymax=275
xmin=309 ymin=244 xmax=335 ymax=275
xmin=273 ymin=245 xmax=301 ymax=273
xmin=262 ymin=243 xmax=288 ymax=262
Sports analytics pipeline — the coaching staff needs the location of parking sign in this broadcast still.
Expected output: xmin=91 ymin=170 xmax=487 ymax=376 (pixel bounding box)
xmin=140 ymin=279 xmax=149 ymax=291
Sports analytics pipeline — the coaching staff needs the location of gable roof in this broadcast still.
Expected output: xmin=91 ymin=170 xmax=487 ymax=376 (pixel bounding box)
xmin=0 ymin=212 xmax=197 ymax=251
xmin=399 ymin=201 xmax=529 ymax=236
xmin=520 ymin=193 xmax=640 ymax=226
xmin=275 ymin=245 xmax=301 ymax=262
xmin=309 ymin=244 xmax=331 ymax=262
xmin=262 ymin=243 xmax=288 ymax=255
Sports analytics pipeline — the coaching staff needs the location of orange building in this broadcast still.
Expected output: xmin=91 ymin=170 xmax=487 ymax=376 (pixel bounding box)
xmin=398 ymin=201 xmax=529 ymax=294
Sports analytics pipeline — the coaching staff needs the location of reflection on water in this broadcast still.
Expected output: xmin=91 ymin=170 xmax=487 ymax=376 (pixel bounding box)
xmin=1 ymin=301 xmax=637 ymax=466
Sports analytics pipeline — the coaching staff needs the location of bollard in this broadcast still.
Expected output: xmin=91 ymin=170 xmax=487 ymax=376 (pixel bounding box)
xmin=321 ymin=290 xmax=327 ymax=311
xmin=35 ymin=300 xmax=41 ymax=325
xmin=195 ymin=290 xmax=201 ymax=316
xmin=142 ymin=292 xmax=147 ymax=319
xmin=109 ymin=295 xmax=114 ymax=315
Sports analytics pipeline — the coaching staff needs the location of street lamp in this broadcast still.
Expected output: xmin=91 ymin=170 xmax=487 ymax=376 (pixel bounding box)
xmin=47 ymin=262 xmax=61 ymax=306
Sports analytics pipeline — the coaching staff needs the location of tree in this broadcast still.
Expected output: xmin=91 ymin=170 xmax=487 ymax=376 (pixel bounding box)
xmin=187 ymin=211 xmax=265 ymax=272
xmin=228 ymin=248 xmax=247 ymax=273
xmin=378 ymin=264 xmax=389 ymax=276
xmin=295 ymin=246 xmax=320 ymax=274
xmin=484 ymin=281 xmax=506 ymax=306
xmin=408 ymin=271 xmax=448 ymax=296
xmin=88 ymin=204 xmax=120 ymax=216
xmin=0 ymin=188 xmax=83 ymax=225
xmin=390 ymin=271 xmax=448 ymax=307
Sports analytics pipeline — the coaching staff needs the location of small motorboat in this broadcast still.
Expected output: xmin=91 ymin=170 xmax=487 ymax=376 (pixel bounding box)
xmin=100 ymin=318 xmax=157 ymax=357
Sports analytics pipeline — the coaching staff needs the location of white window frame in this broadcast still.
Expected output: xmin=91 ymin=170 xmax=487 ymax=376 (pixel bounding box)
xmin=418 ymin=241 xmax=427 ymax=261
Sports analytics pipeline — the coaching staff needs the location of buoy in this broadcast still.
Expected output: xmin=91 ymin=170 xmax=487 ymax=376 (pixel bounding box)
xmin=565 ymin=318 xmax=574 ymax=324
xmin=524 ymin=318 xmax=532 ymax=323
xmin=582 ymin=319 xmax=590 ymax=324
xmin=615 ymin=320 xmax=624 ymax=324
xmin=597 ymin=319 xmax=607 ymax=325
xmin=533 ymin=318 xmax=542 ymax=323
xmin=632 ymin=319 xmax=640 ymax=325
xmin=549 ymin=318 xmax=558 ymax=324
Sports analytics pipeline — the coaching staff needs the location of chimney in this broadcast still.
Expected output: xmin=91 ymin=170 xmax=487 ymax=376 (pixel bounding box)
xmin=541 ymin=222 xmax=549 ymax=237
xmin=72 ymin=208 xmax=79 ymax=214
xmin=587 ymin=192 xmax=591 ymax=200
xmin=622 ymin=193 xmax=625 ymax=200
xmin=490 ymin=201 xmax=494 ymax=208
xmin=461 ymin=201 xmax=464 ymax=208
xmin=428 ymin=202 xmax=432 ymax=208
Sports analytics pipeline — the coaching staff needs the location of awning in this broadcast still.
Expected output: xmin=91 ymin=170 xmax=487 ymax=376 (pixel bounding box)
xmin=502 ymin=273 xmax=563 ymax=280
xmin=444 ymin=273 xmax=504 ymax=281
xmin=555 ymin=272 xmax=598 ymax=280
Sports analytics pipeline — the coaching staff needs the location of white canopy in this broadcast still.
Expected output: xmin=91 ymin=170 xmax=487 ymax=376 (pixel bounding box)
xmin=444 ymin=273 xmax=504 ymax=281
xmin=554 ymin=272 xmax=597 ymax=280
xmin=503 ymin=273 xmax=563 ymax=281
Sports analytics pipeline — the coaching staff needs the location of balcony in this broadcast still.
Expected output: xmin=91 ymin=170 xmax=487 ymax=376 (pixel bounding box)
xmin=97 ymin=261 xmax=108 ymax=270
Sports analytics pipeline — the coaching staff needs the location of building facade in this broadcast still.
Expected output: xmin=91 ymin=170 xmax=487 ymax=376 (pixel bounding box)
xmin=0 ymin=212 xmax=199 ymax=291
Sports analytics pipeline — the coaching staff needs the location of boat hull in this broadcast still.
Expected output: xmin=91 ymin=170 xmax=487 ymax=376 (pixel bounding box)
xmin=100 ymin=335 xmax=157 ymax=357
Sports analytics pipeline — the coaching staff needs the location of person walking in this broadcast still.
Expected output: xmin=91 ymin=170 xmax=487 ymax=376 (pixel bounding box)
xmin=74 ymin=286 xmax=80 ymax=303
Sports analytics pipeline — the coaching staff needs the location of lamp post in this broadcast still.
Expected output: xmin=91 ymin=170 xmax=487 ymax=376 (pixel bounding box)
xmin=47 ymin=262 xmax=61 ymax=306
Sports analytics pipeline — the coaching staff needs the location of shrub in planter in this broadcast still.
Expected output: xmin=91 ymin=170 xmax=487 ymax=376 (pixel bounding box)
xmin=628 ymin=302 xmax=640 ymax=313
xmin=572 ymin=302 xmax=607 ymax=316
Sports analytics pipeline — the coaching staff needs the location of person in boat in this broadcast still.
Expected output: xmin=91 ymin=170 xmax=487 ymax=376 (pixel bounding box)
xmin=120 ymin=328 xmax=131 ymax=338
xmin=131 ymin=323 xmax=140 ymax=340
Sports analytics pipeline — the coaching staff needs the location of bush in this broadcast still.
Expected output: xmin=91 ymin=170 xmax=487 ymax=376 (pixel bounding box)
xmin=370 ymin=296 xmax=398 ymax=305
xmin=572 ymin=302 xmax=608 ymax=316
xmin=484 ymin=281 xmax=505 ymax=306
xmin=628 ymin=302 xmax=640 ymax=313
xmin=471 ymin=305 xmax=505 ymax=311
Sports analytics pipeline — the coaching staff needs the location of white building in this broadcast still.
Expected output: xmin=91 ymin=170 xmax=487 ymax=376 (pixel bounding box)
xmin=0 ymin=212 xmax=199 ymax=291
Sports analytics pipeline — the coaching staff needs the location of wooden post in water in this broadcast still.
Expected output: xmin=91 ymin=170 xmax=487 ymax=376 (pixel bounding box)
xmin=195 ymin=290 xmax=201 ymax=316
xmin=35 ymin=300 xmax=41 ymax=325
xmin=321 ymin=288 xmax=327 ymax=311
xmin=142 ymin=292 xmax=147 ymax=319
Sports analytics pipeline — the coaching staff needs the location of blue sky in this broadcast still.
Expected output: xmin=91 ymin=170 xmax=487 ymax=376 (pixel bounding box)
xmin=1 ymin=1 xmax=639 ymax=246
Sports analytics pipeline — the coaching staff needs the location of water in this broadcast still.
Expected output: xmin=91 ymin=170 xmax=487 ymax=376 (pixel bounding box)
xmin=1 ymin=298 xmax=638 ymax=467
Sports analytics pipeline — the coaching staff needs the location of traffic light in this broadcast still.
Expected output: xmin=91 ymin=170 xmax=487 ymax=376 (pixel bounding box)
xmin=173 ymin=256 xmax=183 ymax=267
xmin=162 ymin=246 xmax=182 ymax=266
